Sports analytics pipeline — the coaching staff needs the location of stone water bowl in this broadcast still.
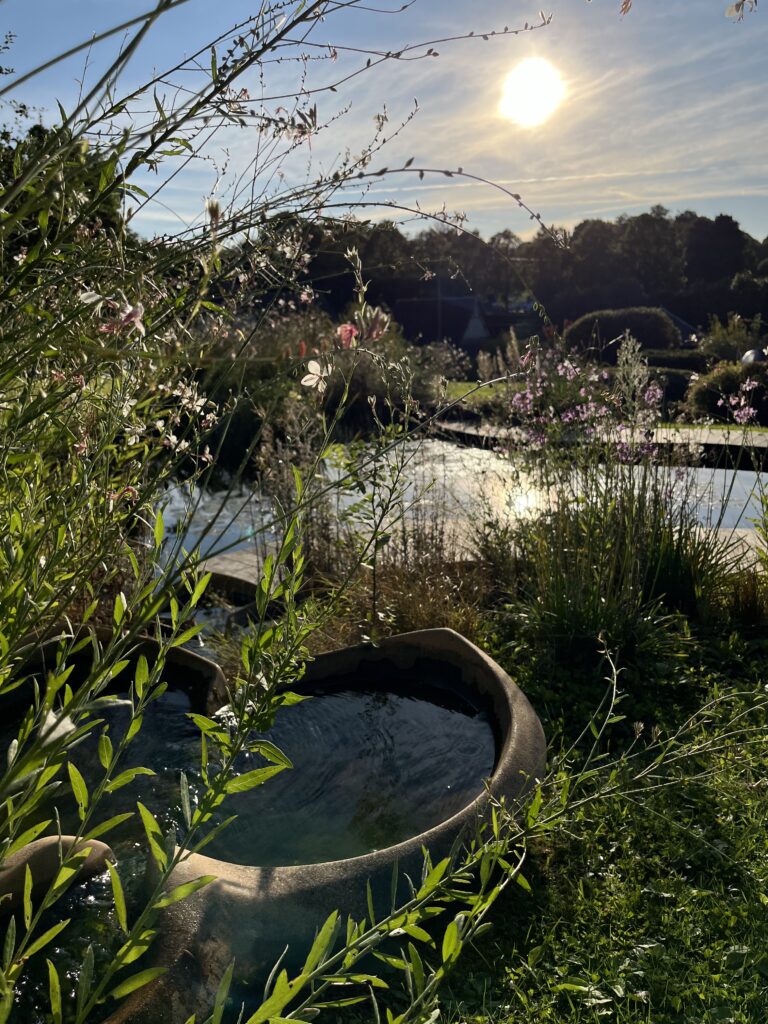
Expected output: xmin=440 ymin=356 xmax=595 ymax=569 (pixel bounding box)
xmin=102 ymin=628 xmax=546 ymax=1024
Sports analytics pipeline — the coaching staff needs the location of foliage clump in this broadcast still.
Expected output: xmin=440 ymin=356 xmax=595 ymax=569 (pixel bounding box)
xmin=564 ymin=307 xmax=682 ymax=360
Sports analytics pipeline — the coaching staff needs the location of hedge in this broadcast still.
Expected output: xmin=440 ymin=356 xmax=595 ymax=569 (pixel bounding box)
xmin=644 ymin=349 xmax=708 ymax=372
xmin=564 ymin=307 xmax=682 ymax=361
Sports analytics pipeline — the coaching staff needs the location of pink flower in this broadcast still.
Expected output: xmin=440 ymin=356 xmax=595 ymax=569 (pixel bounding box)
xmin=336 ymin=323 xmax=359 ymax=349
xmin=297 ymin=340 xmax=307 ymax=358
xmin=119 ymin=302 xmax=146 ymax=337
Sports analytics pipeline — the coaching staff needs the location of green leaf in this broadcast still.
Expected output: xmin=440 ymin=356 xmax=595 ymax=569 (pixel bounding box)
xmin=180 ymin=772 xmax=192 ymax=828
xmin=416 ymin=857 xmax=450 ymax=899
xmin=109 ymin=967 xmax=167 ymax=1001
xmin=169 ymin=625 xmax=204 ymax=649
xmin=86 ymin=812 xmax=134 ymax=841
xmin=107 ymin=861 xmax=128 ymax=934
xmin=51 ymin=851 xmax=90 ymax=896
xmin=23 ymin=866 xmax=32 ymax=930
xmin=98 ymin=732 xmax=113 ymax=770
xmin=441 ymin=920 xmax=460 ymax=964
xmin=525 ymin=785 xmax=543 ymax=828
xmin=408 ymin=943 xmax=425 ymax=994
xmin=106 ymin=767 xmax=155 ymax=793
xmin=127 ymin=712 xmax=143 ymax=743
xmin=134 ymin=656 xmax=148 ymax=699
xmin=76 ymin=944 xmax=94 ymax=1018
xmin=5 ymin=820 xmax=52 ymax=858
xmin=67 ymin=762 xmax=89 ymax=818
xmin=248 ymin=740 xmax=293 ymax=768
xmin=153 ymin=510 xmax=165 ymax=548
xmin=153 ymin=875 xmax=216 ymax=910
xmin=190 ymin=573 xmax=212 ymax=609
xmin=47 ymin=960 xmax=62 ymax=1024
xmin=137 ymin=802 xmax=168 ymax=870
xmin=25 ymin=919 xmax=70 ymax=959
xmin=212 ymin=959 xmax=234 ymax=1024
xmin=302 ymin=911 xmax=338 ymax=975
xmin=113 ymin=591 xmax=127 ymax=626
xmin=3 ymin=917 xmax=16 ymax=971
xmin=224 ymin=766 xmax=284 ymax=794
xmin=115 ymin=928 xmax=156 ymax=967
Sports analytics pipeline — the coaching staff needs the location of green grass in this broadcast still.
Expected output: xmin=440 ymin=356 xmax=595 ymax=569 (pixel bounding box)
xmin=443 ymin=637 xmax=768 ymax=1024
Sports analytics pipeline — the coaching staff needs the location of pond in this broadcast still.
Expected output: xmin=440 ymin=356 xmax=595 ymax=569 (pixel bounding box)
xmin=161 ymin=440 xmax=766 ymax=567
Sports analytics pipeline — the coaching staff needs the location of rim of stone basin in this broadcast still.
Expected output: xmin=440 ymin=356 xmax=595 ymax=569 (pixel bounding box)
xmin=103 ymin=628 xmax=546 ymax=1024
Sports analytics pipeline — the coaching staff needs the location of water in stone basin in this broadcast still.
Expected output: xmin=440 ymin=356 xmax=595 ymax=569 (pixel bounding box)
xmin=80 ymin=675 xmax=495 ymax=866
xmin=5 ymin=671 xmax=496 ymax=869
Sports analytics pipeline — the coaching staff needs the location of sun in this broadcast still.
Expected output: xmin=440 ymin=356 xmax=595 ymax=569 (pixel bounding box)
xmin=499 ymin=57 xmax=566 ymax=128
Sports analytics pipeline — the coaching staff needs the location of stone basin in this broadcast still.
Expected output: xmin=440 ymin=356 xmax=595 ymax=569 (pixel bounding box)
xmin=102 ymin=628 xmax=546 ymax=1024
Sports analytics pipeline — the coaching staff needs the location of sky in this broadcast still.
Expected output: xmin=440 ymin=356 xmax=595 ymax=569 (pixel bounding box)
xmin=2 ymin=0 xmax=767 ymax=242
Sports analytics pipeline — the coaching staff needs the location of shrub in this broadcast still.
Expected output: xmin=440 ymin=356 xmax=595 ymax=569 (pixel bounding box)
xmin=699 ymin=312 xmax=765 ymax=363
xmin=565 ymin=307 xmax=682 ymax=361
xmin=685 ymin=361 xmax=768 ymax=424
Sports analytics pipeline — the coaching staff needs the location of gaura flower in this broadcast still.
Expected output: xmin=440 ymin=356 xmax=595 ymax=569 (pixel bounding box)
xmin=301 ymin=359 xmax=329 ymax=394
xmin=336 ymin=322 xmax=359 ymax=349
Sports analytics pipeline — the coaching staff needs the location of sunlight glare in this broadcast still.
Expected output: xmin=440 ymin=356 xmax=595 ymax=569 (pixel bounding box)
xmin=499 ymin=57 xmax=566 ymax=129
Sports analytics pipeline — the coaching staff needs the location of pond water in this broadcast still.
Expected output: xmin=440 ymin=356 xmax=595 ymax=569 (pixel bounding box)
xmin=161 ymin=440 xmax=766 ymax=575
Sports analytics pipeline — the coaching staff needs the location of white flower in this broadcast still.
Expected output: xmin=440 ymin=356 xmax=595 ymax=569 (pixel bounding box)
xmin=301 ymin=359 xmax=329 ymax=394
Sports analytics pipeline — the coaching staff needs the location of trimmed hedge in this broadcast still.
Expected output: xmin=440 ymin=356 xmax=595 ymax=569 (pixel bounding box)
xmin=565 ymin=307 xmax=682 ymax=361
xmin=644 ymin=349 xmax=708 ymax=372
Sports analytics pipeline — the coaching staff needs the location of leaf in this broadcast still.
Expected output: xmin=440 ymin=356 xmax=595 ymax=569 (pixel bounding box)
xmin=106 ymin=767 xmax=155 ymax=793
xmin=98 ymin=732 xmax=113 ymax=770
xmin=249 ymin=740 xmax=293 ymax=768
xmin=416 ymin=857 xmax=450 ymax=899
xmin=23 ymin=865 xmax=32 ymax=930
xmin=153 ymin=510 xmax=165 ymax=548
xmin=134 ymin=656 xmax=148 ymax=699
xmin=126 ymin=712 xmax=144 ymax=744
xmin=190 ymin=573 xmax=211 ymax=609
xmin=109 ymin=967 xmax=167 ymax=1001
xmin=4 ymin=820 xmax=52 ymax=858
xmin=169 ymin=625 xmax=204 ymax=649
xmin=3 ymin=917 xmax=15 ymax=971
xmin=47 ymin=960 xmax=62 ymax=1024
xmin=25 ymin=919 xmax=70 ymax=958
xmin=212 ymin=959 xmax=234 ymax=1024
xmin=137 ymin=802 xmax=168 ymax=870
xmin=86 ymin=812 xmax=134 ymax=841
xmin=302 ymin=911 xmax=338 ymax=975
xmin=525 ymin=786 xmax=543 ymax=829
xmin=67 ymin=762 xmax=89 ymax=819
xmin=408 ymin=942 xmax=425 ymax=995
xmin=153 ymin=875 xmax=216 ymax=909
xmin=76 ymin=945 xmax=94 ymax=1018
xmin=441 ymin=920 xmax=460 ymax=964
xmin=180 ymin=772 xmax=192 ymax=828
xmin=107 ymin=861 xmax=128 ymax=935
xmin=224 ymin=766 xmax=285 ymax=794
xmin=115 ymin=928 xmax=157 ymax=967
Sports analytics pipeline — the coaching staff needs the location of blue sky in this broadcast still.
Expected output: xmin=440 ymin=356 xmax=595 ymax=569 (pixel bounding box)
xmin=2 ymin=0 xmax=767 ymax=241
